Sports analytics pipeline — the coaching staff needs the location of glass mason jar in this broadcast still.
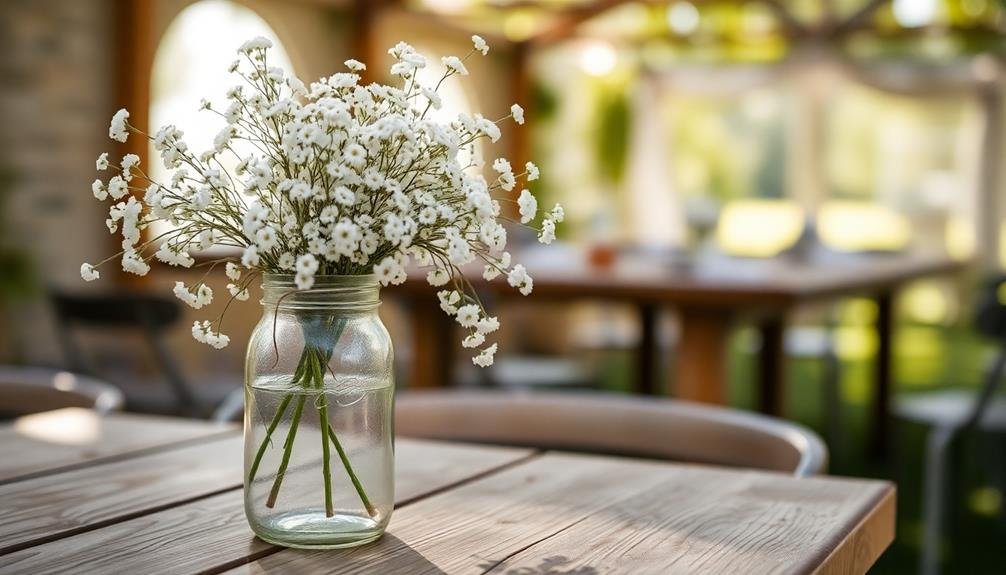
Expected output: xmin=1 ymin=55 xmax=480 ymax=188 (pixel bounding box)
xmin=244 ymin=274 xmax=394 ymax=549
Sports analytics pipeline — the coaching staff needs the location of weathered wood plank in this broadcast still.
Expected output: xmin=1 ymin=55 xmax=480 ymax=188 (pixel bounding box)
xmin=0 ymin=434 xmax=244 ymax=554
xmin=485 ymin=465 xmax=895 ymax=575
xmin=0 ymin=408 xmax=235 ymax=482
xmin=812 ymin=487 xmax=896 ymax=575
xmin=227 ymin=453 xmax=676 ymax=574
xmin=0 ymin=440 xmax=534 ymax=575
xmin=228 ymin=454 xmax=895 ymax=575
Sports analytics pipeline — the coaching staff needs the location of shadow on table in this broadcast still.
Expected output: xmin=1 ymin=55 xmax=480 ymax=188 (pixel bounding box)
xmin=477 ymin=555 xmax=599 ymax=575
xmin=241 ymin=535 xmax=447 ymax=574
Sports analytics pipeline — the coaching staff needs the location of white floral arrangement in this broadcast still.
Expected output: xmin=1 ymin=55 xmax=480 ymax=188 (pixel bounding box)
xmin=82 ymin=35 xmax=561 ymax=367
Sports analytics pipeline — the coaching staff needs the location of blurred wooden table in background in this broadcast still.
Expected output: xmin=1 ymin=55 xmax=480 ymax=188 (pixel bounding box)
xmin=0 ymin=408 xmax=895 ymax=574
xmin=396 ymin=250 xmax=967 ymax=457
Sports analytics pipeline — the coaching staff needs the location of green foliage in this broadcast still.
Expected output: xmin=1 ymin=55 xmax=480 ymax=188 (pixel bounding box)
xmin=532 ymin=81 xmax=559 ymax=122
xmin=593 ymin=87 xmax=630 ymax=185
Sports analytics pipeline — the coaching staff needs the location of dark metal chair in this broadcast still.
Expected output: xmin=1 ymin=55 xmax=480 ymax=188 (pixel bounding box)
xmin=49 ymin=290 xmax=202 ymax=414
xmin=895 ymin=275 xmax=1006 ymax=575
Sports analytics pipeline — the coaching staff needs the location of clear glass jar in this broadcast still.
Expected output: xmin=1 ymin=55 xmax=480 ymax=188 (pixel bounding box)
xmin=243 ymin=274 xmax=394 ymax=549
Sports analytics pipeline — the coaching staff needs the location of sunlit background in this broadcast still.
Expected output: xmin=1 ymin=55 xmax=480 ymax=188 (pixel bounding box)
xmin=1 ymin=0 xmax=1005 ymax=572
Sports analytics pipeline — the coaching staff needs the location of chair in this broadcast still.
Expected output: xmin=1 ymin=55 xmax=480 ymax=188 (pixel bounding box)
xmin=895 ymin=275 xmax=1006 ymax=575
xmin=0 ymin=365 xmax=124 ymax=416
xmin=396 ymin=390 xmax=828 ymax=477
xmin=213 ymin=386 xmax=245 ymax=423
xmin=50 ymin=290 xmax=202 ymax=413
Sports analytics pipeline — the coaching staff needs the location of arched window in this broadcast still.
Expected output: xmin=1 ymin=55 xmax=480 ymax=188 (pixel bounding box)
xmin=148 ymin=0 xmax=295 ymax=242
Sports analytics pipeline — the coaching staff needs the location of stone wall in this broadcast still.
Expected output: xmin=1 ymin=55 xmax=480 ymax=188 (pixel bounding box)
xmin=0 ymin=0 xmax=116 ymax=363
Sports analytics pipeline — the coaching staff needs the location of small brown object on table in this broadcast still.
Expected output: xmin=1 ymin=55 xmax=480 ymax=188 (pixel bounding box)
xmin=0 ymin=409 xmax=895 ymax=574
xmin=392 ymin=250 xmax=966 ymax=457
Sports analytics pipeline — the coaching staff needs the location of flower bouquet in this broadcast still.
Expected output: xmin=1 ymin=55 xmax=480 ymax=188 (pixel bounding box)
xmin=82 ymin=35 xmax=560 ymax=548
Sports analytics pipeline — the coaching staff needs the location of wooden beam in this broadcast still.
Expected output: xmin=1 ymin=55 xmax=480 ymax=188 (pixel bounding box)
xmin=530 ymin=0 xmax=632 ymax=47
xmin=835 ymin=0 xmax=889 ymax=36
xmin=352 ymin=0 xmax=378 ymax=84
xmin=113 ymin=0 xmax=154 ymax=286
xmin=757 ymin=0 xmax=808 ymax=37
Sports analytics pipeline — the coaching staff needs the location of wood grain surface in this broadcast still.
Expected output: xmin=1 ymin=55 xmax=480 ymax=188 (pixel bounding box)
xmin=0 ymin=413 xmax=894 ymax=575
xmin=0 ymin=436 xmax=534 ymax=575
xmin=227 ymin=454 xmax=894 ymax=575
xmin=0 ymin=408 xmax=235 ymax=483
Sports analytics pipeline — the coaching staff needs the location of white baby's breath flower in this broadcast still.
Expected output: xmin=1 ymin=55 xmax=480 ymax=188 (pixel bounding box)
xmin=225 ymin=262 xmax=241 ymax=281
xmin=438 ymin=290 xmax=461 ymax=315
xmin=420 ymin=86 xmax=442 ymax=110
xmin=507 ymin=264 xmax=533 ymax=296
xmin=295 ymin=271 xmax=314 ymax=290
xmin=255 ymin=226 xmax=278 ymax=251
xmin=81 ymin=35 xmax=563 ymax=369
xmin=472 ymin=343 xmax=497 ymax=367
xmin=373 ymin=258 xmax=392 ymax=285
xmin=538 ymin=218 xmax=556 ymax=244
xmin=455 ymin=304 xmax=480 ymax=328
xmin=121 ymin=249 xmax=149 ymax=276
xmin=91 ymin=179 xmax=107 ymax=201
xmin=227 ymin=283 xmax=250 ymax=301
xmin=426 ymin=268 xmax=450 ymax=287
xmin=471 ymin=35 xmax=489 ymax=56
xmin=192 ymin=320 xmax=230 ymax=349
xmin=109 ymin=108 xmax=129 ymax=142
xmin=80 ymin=263 xmax=99 ymax=282
xmin=121 ymin=154 xmax=140 ymax=181
xmin=296 ymin=253 xmax=319 ymax=275
xmin=510 ymin=104 xmax=524 ymax=125
xmin=441 ymin=56 xmax=468 ymax=76
xmin=525 ymin=161 xmax=539 ymax=181
xmin=239 ymin=36 xmax=272 ymax=54
xmin=241 ymin=246 xmax=260 ymax=267
xmin=517 ymin=189 xmax=537 ymax=224
xmin=476 ymin=315 xmax=500 ymax=335
xmin=107 ymin=175 xmax=128 ymax=200
xmin=550 ymin=203 xmax=565 ymax=223
xmin=462 ymin=332 xmax=485 ymax=348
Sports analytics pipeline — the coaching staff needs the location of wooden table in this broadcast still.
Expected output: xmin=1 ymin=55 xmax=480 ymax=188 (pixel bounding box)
xmin=393 ymin=250 xmax=966 ymax=457
xmin=0 ymin=408 xmax=896 ymax=574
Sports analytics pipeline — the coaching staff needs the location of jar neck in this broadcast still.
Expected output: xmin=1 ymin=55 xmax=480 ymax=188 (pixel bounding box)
xmin=260 ymin=274 xmax=381 ymax=312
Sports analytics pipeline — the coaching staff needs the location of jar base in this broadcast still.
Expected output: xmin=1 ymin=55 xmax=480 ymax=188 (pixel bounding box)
xmin=251 ymin=509 xmax=386 ymax=549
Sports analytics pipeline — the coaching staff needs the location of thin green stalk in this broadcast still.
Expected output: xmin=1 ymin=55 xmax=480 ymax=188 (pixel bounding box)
xmin=266 ymin=393 xmax=306 ymax=508
xmin=255 ymin=316 xmax=376 ymax=518
xmin=327 ymin=421 xmax=378 ymax=517
xmin=247 ymin=394 xmax=291 ymax=483
xmin=313 ymin=349 xmax=336 ymax=517
xmin=247 ymin=352 xmax=308 ymax=483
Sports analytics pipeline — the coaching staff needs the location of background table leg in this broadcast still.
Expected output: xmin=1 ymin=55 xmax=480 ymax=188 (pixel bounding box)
xmin=675 ymin=310 xmax=730 ymax=405
xmin=871 ymin=290 xmax=895 ymax=459
xmin=636 ymin=303 xmax=659 ymax=395
xmin=410 ymin=301 xmax=453 ymax=389
xmin=758 ymin=316 xmax=785 ymax=416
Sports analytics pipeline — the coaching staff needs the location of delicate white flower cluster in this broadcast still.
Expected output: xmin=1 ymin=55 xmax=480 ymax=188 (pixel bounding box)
xmin=80 ymin=35 xmax=562 ymax=366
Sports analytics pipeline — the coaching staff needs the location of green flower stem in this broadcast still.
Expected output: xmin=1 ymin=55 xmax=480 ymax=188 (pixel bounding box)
xmin=265 ymin=393 xmax=306 ymax=508
xmin=253 ymin=316 xmax=376 ymax=518
xmin=247 ymin=393 xmax=291 ymax=483
xmin=247 ymin=358 xmax=307 ymax=483
xmin=327 ymin=421 xmax=377 ymax=516
xmin=312 ymin=349 xmax=336 ymax=518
